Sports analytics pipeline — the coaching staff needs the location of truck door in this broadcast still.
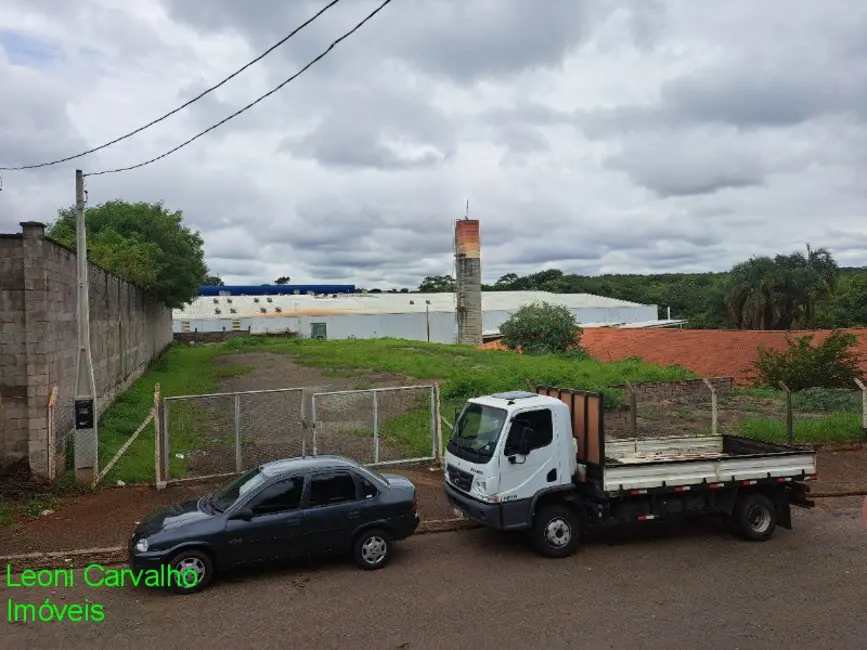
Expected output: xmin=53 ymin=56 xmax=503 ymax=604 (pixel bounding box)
xmin=499 ymin=407 xmax=557 ymax=528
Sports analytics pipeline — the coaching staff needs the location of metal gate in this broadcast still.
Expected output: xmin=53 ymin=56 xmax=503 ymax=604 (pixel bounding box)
xmin=159 ymin=387 xmax=308 ymax=484
xmin=311 ymin=385 xmax=438 ymax=467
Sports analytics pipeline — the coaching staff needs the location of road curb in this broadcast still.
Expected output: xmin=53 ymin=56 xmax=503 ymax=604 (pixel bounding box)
xmin=0 ymin=518 xmax=480 ymax=572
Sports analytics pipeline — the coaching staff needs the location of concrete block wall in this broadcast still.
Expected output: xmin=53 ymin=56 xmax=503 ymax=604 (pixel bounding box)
xmin=0 ymin=222 xmax=173 ymax=476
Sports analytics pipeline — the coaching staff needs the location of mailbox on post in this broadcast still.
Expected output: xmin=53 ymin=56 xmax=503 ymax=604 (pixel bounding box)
xmin=74 ymin=398 xmax=95 ymax=430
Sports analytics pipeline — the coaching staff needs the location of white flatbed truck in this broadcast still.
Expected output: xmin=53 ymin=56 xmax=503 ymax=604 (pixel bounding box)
xmin=443 ymin=386 xmax=817 ymax=557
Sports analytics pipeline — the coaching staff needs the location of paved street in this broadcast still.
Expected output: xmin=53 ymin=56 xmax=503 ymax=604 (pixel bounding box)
xmin=4 ymin=504 xmax=867 ymax=650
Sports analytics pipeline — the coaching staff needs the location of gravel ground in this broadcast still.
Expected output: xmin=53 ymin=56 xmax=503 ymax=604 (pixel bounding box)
xmin=4 ymin=506 xmax=866 ymax=650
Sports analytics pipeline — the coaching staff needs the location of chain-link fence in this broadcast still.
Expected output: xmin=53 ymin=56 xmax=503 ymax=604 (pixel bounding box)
xmin=311 ymin=385 xmax=437 ymax=467
xmin=603 ymin=378 xmax=867 ymax=445
xmin=161 ymin=388 xmax=306 ymax=482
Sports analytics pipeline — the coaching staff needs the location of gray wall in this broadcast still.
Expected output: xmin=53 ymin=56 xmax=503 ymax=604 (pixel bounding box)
xmin=0 ymin=222 xmax=173 ymax=476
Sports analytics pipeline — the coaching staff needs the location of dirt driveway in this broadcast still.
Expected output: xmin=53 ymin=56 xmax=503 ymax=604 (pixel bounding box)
xmin=171 ymin=352 xmax=436 ymax=477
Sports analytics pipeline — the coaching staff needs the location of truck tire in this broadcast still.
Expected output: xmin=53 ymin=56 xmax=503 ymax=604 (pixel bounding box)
xmin=531 ymin=504 xmax=580 ymax=558
xmin=730 ymin=492 xmax=777 ymax=541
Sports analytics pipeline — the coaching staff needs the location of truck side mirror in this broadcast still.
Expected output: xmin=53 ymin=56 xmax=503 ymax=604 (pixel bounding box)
xmin=519 ymin=427 xmax=533 ymax=456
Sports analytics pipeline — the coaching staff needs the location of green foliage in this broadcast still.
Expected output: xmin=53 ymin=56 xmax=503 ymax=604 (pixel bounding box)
xmin=500 ymin=302 xmax=581 ymax=354
xmin=418 ymin=274 xmax=456 ymax=292
xmin=47 ymin=200 xmax=210 ymax=308
xmin=204 ymin=275 xmax=224 ymax=286
xmin=752 ymin=330 xmax=864 ymax=391
xmin=224 ymin=337 xmax=694 ymax=409
xmin=738 ymin=412 xmax=863 ymax=444
xmin=724 ymin=244 xmax=839 ymax=330
xmin=95 ymin=343 xmax=253 ymax=484
xmin=431 ymin=249 xmax=866 ymax=331
xmin=274 ymin=276 xmax=291 ymax=284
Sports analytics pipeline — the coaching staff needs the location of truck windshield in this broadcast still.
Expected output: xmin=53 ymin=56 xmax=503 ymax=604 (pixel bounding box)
xmin=449 ymin=403 xmax=507 ymax=461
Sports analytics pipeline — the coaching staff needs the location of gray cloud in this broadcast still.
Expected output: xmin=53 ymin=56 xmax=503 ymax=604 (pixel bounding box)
xmin=0 ymin=0 xmax=865 ymax=292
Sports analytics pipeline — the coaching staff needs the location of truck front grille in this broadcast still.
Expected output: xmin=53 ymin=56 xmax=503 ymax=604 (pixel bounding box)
xmin=446 ymin=464 xmax=473 ymax=492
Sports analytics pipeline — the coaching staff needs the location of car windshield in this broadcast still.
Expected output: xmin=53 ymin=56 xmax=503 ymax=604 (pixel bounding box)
xmin=211 ymin=468 xmax=269 ymax=512
xmin=451 ymin=403 xmax=507 ymax=458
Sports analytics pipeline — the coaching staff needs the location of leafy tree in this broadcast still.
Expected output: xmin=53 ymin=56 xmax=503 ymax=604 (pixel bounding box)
xmin=418 ymin=274 xmax=455 ymax=292
xmin=752 ymin=330 xmax=864 ymax=390
xmin=48 ymin=200 xmax=208 ymax=308
xmin=204 ymin=275 xmax=224 ymax=286
xmin=724 ymin=244 xmax=839 ymax=330
xmin=500 ymin=302 xmax=581 ymax=354
xmin=274 ymin=276 xmax=291 ymax=284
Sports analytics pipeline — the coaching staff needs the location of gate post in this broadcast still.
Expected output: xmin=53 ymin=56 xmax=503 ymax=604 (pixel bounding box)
xmin=373 ymin=390 xmax=380 ymax=464
xmin=154 ymin=384 xmax=167 ymax=490
xmin=234 ymin=394 xmax=242 ymax=473
xmin=311 ymin=394 xmax=318 ymax=455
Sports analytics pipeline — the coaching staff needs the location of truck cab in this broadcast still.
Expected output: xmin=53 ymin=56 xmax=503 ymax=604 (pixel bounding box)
xmin=444 ymin=391 xmax=576 ymax=531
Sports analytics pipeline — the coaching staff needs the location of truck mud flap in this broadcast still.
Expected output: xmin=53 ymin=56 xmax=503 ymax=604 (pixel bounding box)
xmin=788 ymin=482 xmax=815 ymax=509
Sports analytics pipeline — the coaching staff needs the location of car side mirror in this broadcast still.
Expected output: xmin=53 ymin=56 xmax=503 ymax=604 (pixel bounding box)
xmin=231 ymin=507 xmax=254 ymax=521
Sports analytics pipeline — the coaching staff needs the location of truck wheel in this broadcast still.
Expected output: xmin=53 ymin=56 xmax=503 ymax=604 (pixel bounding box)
xmin=531 ymin=504 xmax=580 ymax=558
xmin=730 ymin=492 xmax=777 ymax=541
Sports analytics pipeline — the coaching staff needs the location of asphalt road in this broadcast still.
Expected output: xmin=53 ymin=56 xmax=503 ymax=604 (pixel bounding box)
xmin=3 ymin=504 xmax=867 ymax=650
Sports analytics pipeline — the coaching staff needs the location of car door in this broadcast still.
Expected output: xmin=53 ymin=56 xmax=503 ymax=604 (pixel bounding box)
xmin=223 ymin=476 xmax=306 ymax=566
xmin=302 ymin=470 xmax=363 ymax=554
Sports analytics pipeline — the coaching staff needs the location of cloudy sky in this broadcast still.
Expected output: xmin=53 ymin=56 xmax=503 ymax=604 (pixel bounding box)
xmin=2 ymin=0 xmax=866 ymax=289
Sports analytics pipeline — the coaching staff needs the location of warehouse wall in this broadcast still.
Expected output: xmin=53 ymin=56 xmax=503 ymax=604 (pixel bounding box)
xmin=0 ymin=222 xmax=173 ymax=476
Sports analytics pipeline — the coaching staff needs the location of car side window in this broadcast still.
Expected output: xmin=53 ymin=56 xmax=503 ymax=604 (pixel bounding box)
xmin=308 ymin=472 xmax=359 ymax=508
xmin=504 ymin=408 xmax=554 ymax=455
xmin=248 ymin=477 xmax=303 ymax=516
xmin=359 ymin=475 xmax=378 ymax=499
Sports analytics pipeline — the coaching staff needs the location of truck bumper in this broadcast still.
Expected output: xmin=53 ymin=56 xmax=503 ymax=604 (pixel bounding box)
xmin=444 ymin=483 xmax=504 ymax=529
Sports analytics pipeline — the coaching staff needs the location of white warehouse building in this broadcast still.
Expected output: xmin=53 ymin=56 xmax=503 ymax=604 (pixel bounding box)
xmin=173 ymin=291 xmax=673 ymax=343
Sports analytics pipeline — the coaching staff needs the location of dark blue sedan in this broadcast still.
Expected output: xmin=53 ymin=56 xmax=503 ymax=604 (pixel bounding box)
xmin=128 ymin=455 xmax=420 ymax=594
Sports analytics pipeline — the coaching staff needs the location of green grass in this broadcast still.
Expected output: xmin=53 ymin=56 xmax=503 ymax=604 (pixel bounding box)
xmin=729 ymin=387 xmax=866 ymax=444
xmin=738 ymin=413 xmax=866 ymax=444
xmin=223 ymin=337 xmax=696 ymax=408
xmin=95 ymin=343 xmax=253 ymax=484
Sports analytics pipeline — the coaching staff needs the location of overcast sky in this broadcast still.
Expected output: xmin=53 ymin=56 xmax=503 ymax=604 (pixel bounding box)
xmin=2 ymin=0 xmax=866 ymax=289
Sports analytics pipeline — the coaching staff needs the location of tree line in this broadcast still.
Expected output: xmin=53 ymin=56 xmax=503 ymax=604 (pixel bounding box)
xmin=417 ymin=246 xmax=867 ymax=330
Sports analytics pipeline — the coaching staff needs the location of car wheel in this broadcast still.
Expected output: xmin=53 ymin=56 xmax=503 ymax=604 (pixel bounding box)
xmin=167 ymin=548 xmax=214 ymax=595
xmin=352 ymin=528 xmax=393 ymax=571
xmin=531 ymin=504 xmax=580 ymax=558
xmin=730 ymin=492 xmax=778 ymax=542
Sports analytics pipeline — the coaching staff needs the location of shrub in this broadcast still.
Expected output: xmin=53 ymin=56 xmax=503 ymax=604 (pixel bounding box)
xmin=752 ymin=330 xmax=864 ymax=391
xmin=500 ymin=302 xmax=581 ymax=354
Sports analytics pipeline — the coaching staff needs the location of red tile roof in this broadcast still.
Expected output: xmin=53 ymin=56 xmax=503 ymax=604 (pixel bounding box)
xmin=481 ymin=328 xmax=867 ymax=386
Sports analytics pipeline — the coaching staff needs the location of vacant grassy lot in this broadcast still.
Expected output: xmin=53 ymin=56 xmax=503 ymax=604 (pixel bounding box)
xmin=86 ymin=337 xmax=694 ymax=482
xmin=75 ymin=337 xmax=867 ymax=486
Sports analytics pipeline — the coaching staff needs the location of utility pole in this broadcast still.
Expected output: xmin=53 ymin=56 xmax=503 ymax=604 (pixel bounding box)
xmin=73 ymin=169 xmax=98 ymax=483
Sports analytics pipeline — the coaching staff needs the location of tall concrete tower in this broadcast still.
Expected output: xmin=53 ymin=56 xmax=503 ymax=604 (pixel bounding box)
xmin=454 ymin=218 xmax=482 ymax=345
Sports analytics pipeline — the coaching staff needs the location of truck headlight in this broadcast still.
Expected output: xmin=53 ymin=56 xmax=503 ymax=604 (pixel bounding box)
xmin=134 ymin=538 xmax=149 ymax=554
xmin=473 ymin=479 xmax=487 ymax=494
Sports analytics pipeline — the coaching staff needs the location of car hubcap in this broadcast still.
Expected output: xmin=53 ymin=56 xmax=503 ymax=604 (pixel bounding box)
xmin=175 ymin=557 xmax=206 ymax=588
xmin=361 ymin=536 xmax=387 ymax=565
xmin=544 ymin=517 xmax=572 ymax=548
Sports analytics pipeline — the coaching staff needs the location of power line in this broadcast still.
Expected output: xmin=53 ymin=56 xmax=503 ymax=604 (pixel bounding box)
xmin=87 ymin=0 xmax=395 ymax=178
xmin=0 ymin=0 xmax=346 ymax=172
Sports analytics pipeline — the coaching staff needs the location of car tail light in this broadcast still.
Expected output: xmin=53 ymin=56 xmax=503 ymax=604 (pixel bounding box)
xmin=411 ymin=492 xmax=417 ymax=515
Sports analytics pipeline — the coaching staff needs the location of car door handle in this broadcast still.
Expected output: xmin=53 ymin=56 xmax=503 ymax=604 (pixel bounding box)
xmin=287 ymin=520 xmax=300 ymax=527
xmin=348 ymin=511 xmax=361 ymax=519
